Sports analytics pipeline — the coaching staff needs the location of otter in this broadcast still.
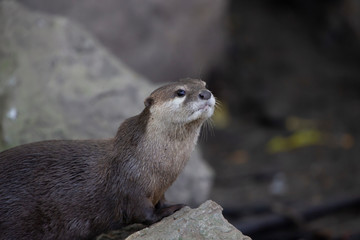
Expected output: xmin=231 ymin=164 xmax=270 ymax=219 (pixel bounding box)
xmin=0 ymin=78 xmax=215 ymax=239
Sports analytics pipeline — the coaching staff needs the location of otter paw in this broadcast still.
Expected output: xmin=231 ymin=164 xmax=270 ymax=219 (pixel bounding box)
xmin=155 ymin=203 xmax=186 ymax=218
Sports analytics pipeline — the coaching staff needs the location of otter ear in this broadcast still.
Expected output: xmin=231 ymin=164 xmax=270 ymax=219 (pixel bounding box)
xmin=144 ymin=97 xmax=154 ymax=107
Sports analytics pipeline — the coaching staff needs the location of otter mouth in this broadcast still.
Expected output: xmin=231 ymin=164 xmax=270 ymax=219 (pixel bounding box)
xmin=197 ymin=103 xmax=213 ymax=112
xmin=191 ymin=102 xmax=214 ymax=116
xmin=186 ymin=97 xmax=215 ymax=122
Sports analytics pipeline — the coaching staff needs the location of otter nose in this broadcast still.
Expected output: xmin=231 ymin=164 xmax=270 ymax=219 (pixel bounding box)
xmin=199 ymin=90 xmax=212 ymax=100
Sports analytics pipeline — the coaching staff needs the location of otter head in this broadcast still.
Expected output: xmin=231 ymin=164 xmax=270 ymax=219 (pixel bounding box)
xmin=144 ymin=78 xmax=215 ymax=126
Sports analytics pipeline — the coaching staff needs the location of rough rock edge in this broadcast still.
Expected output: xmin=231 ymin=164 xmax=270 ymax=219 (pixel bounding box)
xmin=97 ymin=201 xmax=251 ymax=240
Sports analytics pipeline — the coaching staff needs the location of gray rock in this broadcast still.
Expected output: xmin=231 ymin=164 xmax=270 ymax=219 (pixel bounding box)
xmin=18 ymin=0 xmax=227 ymax=82
xmin=0 ymin=0 xmax=213 ymax=206
xmin=125 ymin=200 xmax=251 ymax=240
xmin=0 ymin=0 xmax=150 ymax=145
xmin=96 ymin=201 xmax=251 ymax=240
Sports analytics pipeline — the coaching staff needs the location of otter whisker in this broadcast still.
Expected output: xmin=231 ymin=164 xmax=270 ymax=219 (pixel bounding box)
xmin=214 ymin=97 xmax=223 ymax=110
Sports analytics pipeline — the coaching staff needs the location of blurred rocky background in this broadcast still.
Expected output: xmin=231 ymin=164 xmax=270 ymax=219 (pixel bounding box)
xmin=0 ymin=0 xmax=213 ymax=211
xmin=1 ymin=0 xmax=360 ymax=239
xmin=18 ymin=0 xmax=226 ymax=83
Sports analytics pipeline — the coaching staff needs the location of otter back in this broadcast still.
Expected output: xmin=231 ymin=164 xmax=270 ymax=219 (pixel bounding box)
xmin=0 ymin=140 xmax=115 ymax=239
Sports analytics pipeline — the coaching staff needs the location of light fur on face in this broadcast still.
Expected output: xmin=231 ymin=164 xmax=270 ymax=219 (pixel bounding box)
xmin=149 ymin=89 xmax=215 ymax=125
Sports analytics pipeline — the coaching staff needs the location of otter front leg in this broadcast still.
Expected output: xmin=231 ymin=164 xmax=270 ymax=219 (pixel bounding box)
xmin=134 ymin=198 xmax=185 ymax=225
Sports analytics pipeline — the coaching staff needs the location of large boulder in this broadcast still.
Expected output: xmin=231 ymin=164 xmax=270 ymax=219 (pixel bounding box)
xmin=18 ymin=0 xmax=227 ymax=83
xmin=0 ymin=0 xmax=213 ymax=206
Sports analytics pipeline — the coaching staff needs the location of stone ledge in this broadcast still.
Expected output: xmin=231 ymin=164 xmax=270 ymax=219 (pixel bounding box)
xmin=98 ymin=200 xmax=251 ymax=240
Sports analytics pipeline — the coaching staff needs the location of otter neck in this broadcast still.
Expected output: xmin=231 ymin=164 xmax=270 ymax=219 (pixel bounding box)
xmin=111 ymin=108 xmax=203 ymax=203
xmin=138 ymin=108 xmax=203 ymax=173
xmin=139 ymin=116 xmax=203 ymax=204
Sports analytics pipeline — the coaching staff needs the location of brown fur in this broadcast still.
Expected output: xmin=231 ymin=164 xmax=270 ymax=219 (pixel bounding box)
xmin=0 ymin=79 xmax=214 ymax=239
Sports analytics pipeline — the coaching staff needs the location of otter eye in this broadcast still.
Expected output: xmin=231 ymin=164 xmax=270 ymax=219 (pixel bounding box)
xmin=176 ymin=89 xmax=186 ymax=97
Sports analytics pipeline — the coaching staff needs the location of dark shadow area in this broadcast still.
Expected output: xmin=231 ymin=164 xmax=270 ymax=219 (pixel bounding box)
xmin=205 ymin=0 xmax=360 ymax=239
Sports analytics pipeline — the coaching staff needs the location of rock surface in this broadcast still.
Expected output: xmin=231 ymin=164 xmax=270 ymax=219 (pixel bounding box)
xmin=18 ymin=0 xmax=227 ymax=83
xmin=0 ymin=0 xmax=213 ymax=206
xmin=97 ymin=200 xmax=251 ymax=240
